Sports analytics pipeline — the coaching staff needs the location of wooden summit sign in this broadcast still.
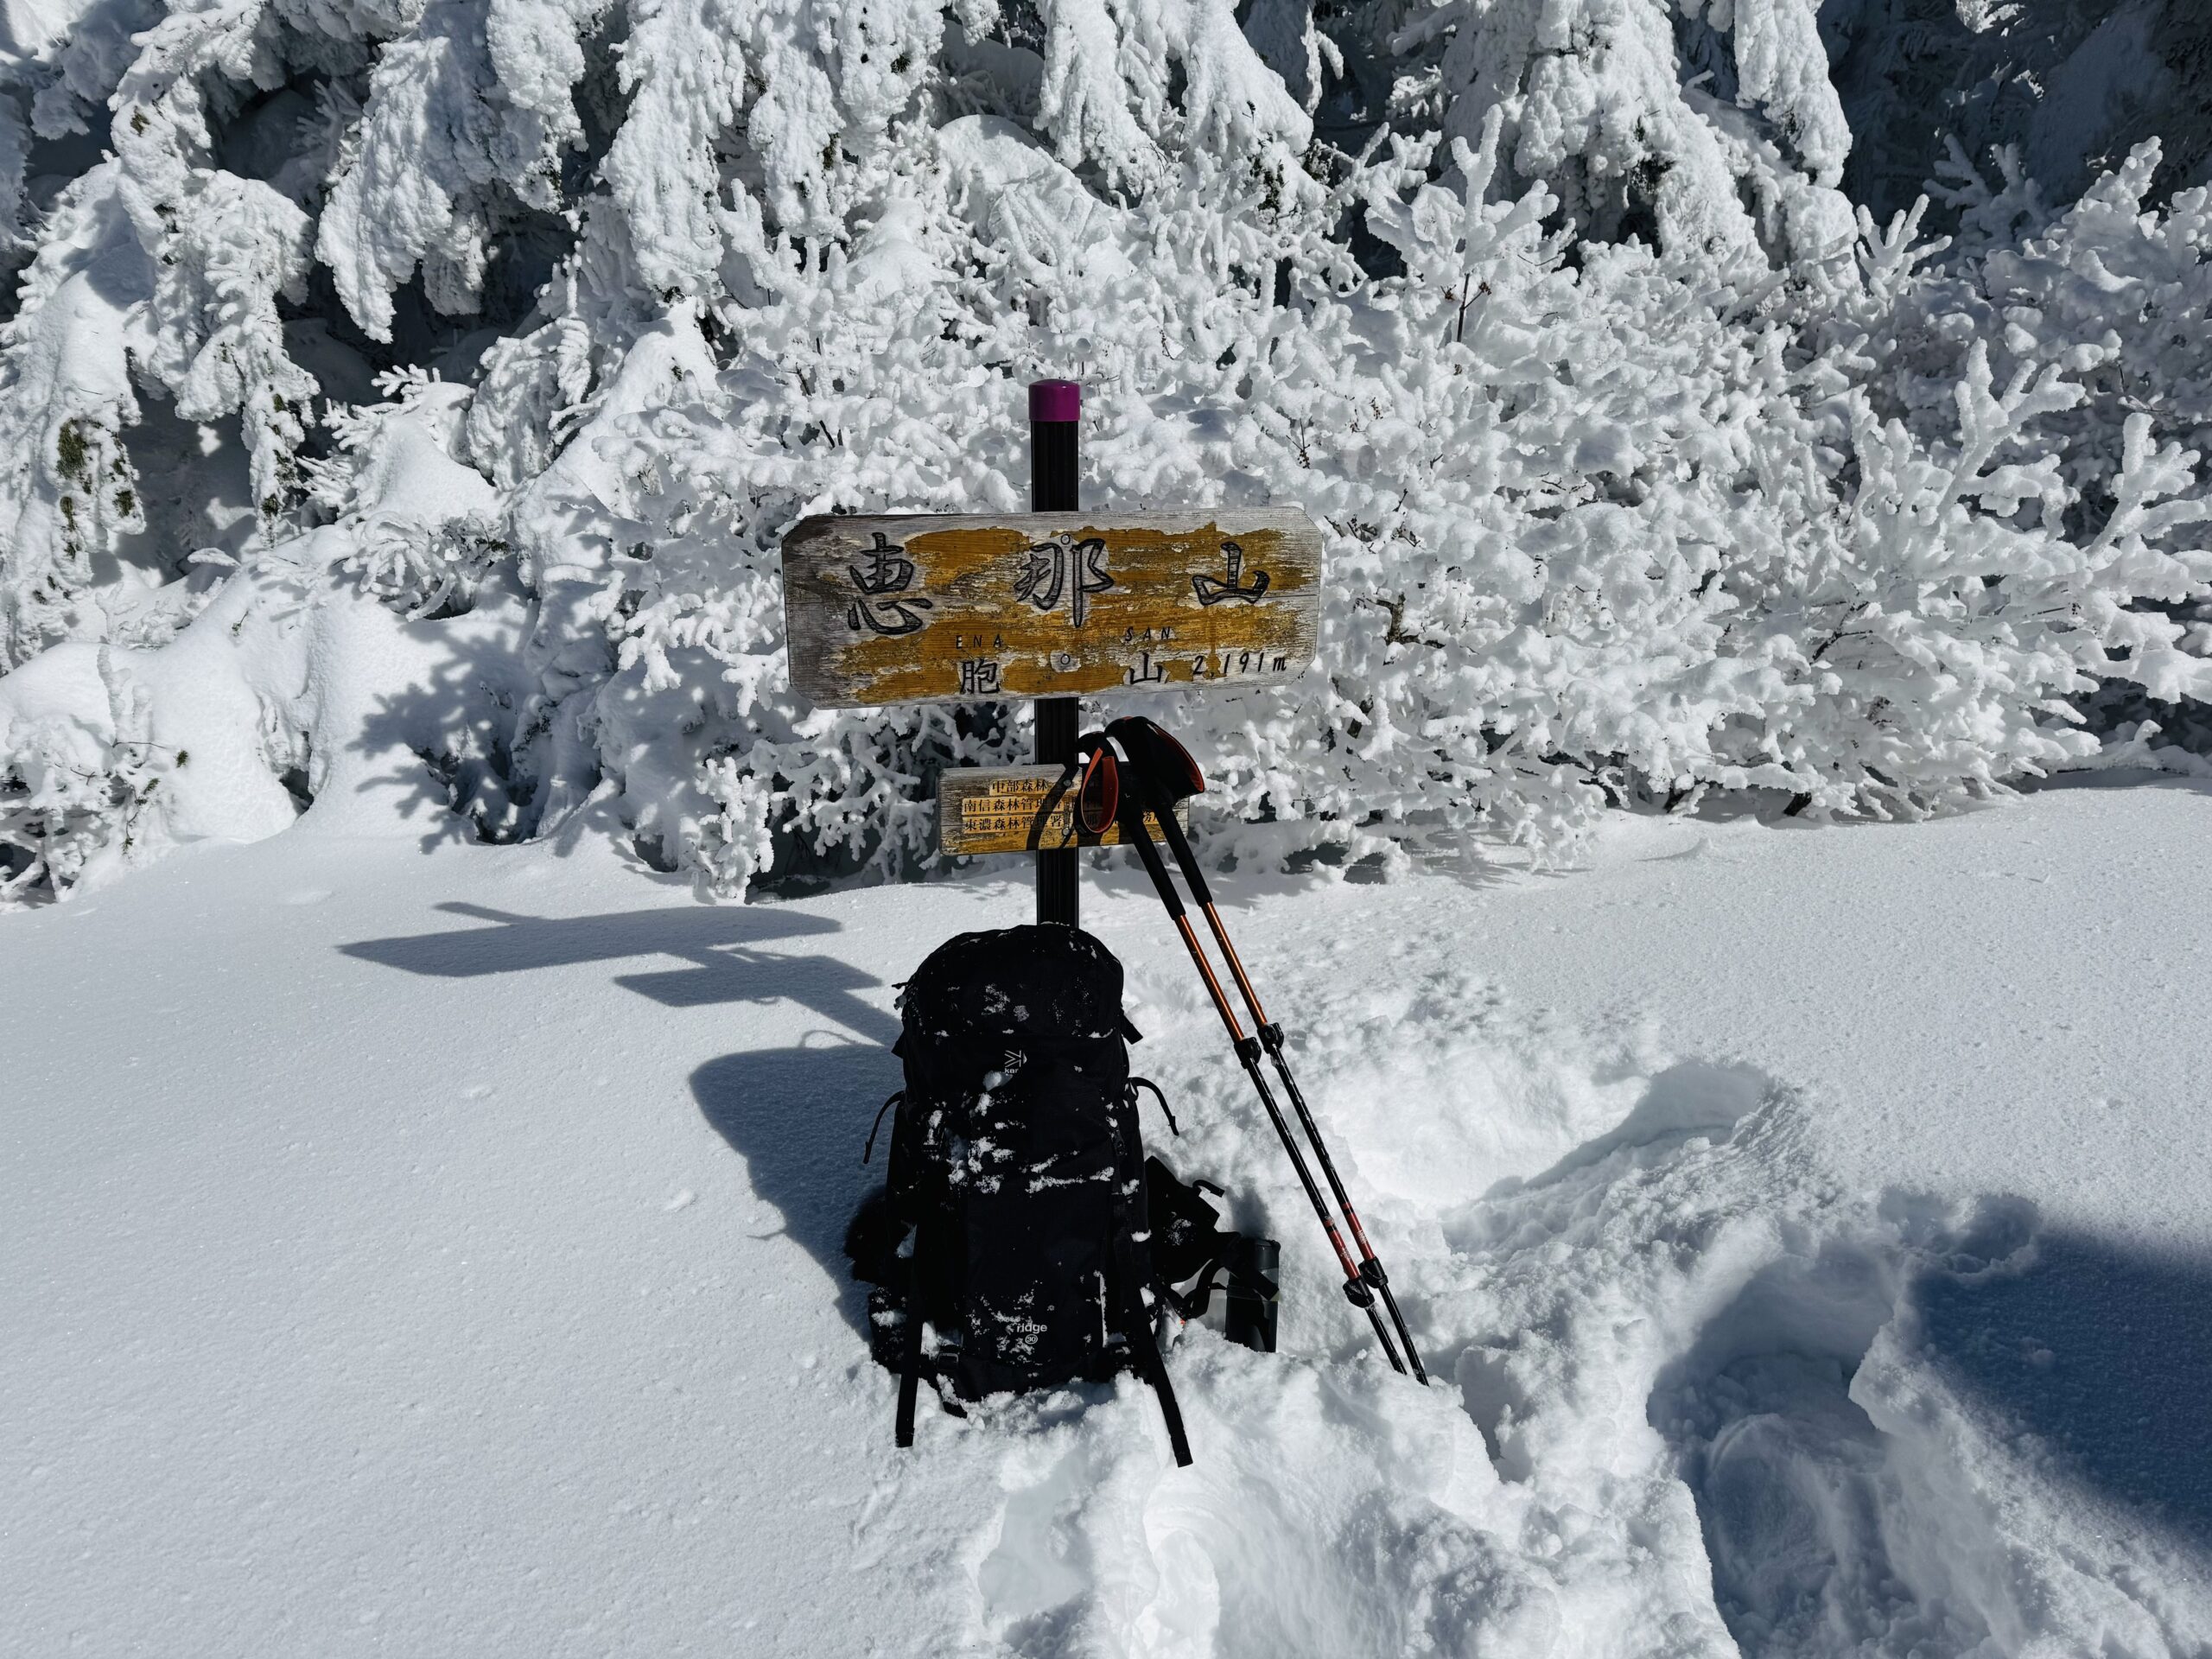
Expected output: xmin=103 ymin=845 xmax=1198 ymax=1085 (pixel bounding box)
xmin=779 ymin=509 xmax=1321 ymax=709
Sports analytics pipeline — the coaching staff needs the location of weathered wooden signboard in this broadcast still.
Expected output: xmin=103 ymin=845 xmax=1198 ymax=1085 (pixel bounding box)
xmin=780 ymin=497 xmax=1322 ymax=866
xmin=779 ymin=509 xmax=1322 ymax=710
xmin=938 ymin=765 xmax=1189 ymax=857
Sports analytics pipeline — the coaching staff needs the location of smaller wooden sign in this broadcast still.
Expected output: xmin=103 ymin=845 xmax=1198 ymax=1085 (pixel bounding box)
xmin=938 ymin=766 xmax=1188 ymax=857
xmin=780 ymin=510 xmax=1323 ymax=709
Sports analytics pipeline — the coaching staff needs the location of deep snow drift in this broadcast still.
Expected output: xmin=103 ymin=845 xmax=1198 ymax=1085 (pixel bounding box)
xmin=6 ymin=779 xmax=2209 ymax=1656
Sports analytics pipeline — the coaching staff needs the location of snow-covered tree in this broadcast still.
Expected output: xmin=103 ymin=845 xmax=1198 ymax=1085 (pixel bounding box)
xmin=1386 ymin=0 xmax=1853 ymax=264
xmin=1 ymin=0 xmax=2209 ymax=904
xmin=1822 ymin=0 xmax=2212 ymax=227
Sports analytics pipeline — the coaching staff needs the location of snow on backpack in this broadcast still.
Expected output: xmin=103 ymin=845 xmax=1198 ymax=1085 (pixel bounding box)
xmin=847 ymin=923 xmax=1195 ymax=1465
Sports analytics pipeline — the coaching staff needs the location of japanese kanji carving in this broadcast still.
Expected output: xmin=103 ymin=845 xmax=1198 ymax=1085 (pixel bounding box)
xmin=1015 ymin=532 xmax=1115 ymax=627
xmin=1192 ymin=541 xmax=1270 ymax=607
xmin=845 ymin=531 xmax=933 ymax=636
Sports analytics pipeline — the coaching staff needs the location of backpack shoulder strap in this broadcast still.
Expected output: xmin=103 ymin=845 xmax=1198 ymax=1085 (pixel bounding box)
xmin=1109 ymin=1227 xmax=1193 ymax=1467
xmin=894 ymin=1245 xmax=925 ymax=1449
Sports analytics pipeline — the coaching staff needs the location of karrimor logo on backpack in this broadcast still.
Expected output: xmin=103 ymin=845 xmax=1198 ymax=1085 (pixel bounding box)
xmin=849 ymin=925 xmax=1192 ymax=1465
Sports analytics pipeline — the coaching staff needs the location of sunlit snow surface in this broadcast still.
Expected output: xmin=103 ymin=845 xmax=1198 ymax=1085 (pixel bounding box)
xmin=4 ymin=782 xmax=2210 ymax=1656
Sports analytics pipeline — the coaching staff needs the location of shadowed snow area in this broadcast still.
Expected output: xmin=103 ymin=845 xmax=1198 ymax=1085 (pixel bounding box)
xmin=1652 ymin=1198 xmax=2212 ymax=1656
xmin=5 ymin=783 xmax=2211 ymax=1655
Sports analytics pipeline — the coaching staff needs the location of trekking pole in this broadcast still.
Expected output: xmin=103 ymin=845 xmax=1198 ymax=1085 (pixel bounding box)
xmin=1106 ymin=716 xmax=1430 ymax=1385
xmin=1089 ymin=734 xmax=1408 ymax=1376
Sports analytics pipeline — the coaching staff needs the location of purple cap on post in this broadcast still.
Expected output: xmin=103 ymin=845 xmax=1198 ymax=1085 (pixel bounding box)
xmin=1029 ymin=378 xmax=1081 ymax=423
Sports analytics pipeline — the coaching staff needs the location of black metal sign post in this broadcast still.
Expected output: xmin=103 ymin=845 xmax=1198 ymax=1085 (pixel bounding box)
xmin=1030 ymin=379 xmax=1081 ymax=927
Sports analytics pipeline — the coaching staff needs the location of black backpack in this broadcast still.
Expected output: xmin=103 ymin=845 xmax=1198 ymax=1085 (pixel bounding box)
xmin=850 ymin=924 xmax=1193 ymax=1465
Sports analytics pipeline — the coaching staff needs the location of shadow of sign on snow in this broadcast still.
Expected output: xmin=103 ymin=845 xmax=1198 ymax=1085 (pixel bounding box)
xmin=339 ymin=900 xmax=901 ymax=1040
xmin=346 ymin=902 xmax=903 ymax=1345
xmin=690 ymin=1043 xmax=899 ymax=1344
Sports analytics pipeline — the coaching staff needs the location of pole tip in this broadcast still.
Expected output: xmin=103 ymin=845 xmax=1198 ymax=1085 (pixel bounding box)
xmin=1028 ymin=378 xmax=1081 ymax=423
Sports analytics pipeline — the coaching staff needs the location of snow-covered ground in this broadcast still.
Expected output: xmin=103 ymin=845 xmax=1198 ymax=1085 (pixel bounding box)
xmin=6 ymin=781 xmax=2211 ymax=1656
